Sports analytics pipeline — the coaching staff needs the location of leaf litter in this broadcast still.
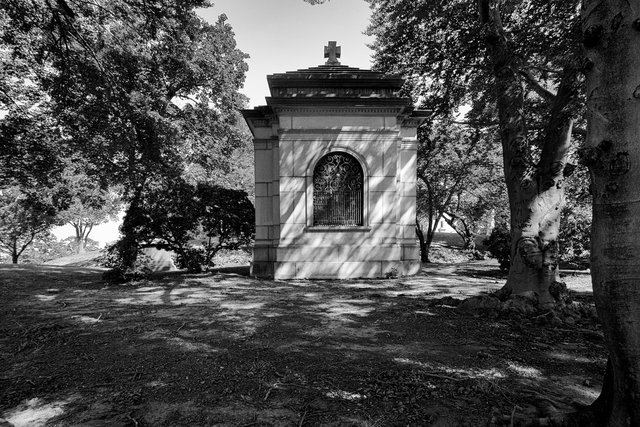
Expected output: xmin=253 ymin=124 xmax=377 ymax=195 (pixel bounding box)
xmin=0 ymin=261 xmax=603 ymax=426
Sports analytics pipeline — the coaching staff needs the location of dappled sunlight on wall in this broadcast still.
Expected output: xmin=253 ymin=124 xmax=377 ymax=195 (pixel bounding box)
xmin=243 ymin=56 xmax=425 ymax=279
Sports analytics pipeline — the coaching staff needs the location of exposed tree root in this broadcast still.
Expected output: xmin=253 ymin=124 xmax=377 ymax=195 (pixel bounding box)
xmin=428 ymin=283 xmax=599 ymax=327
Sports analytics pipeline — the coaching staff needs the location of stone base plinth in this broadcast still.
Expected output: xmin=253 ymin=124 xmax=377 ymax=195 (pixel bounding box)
xmin=270 ymin=260 xmax=420 ymax=279
xmin=251 ymin=241 xmax=420 ymax=279
xmin=250 ymin=261 xmax=274 ymax=278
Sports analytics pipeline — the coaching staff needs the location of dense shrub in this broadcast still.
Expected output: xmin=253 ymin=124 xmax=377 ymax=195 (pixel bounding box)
xmin=484 ymin=225 xmax=511 ymax=271
xmin=110 ymin=180 xmax=255 ymax=275
xmin=174 ymin=248 xmax=207 ymax=273
xmin=101 ymin=244 xmax=154 ymax=282
xmin=483 ymin=205 xmax=591 ymax=272
xmin=558 ymin=205 xmax=591 ymax=268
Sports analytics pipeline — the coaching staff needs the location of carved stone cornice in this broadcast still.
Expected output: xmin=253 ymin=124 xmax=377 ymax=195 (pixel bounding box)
xmin=274 ymin=106 xmax=407 ymax=116
xmin=270 ymin=87 xmax=400 ymax=98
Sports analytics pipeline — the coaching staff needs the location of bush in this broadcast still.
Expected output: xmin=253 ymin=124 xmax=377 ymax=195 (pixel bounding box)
xmin=108 ymin=180 xmax=255 ymax=277
xmin=101 ymin=243 xmax=154 ymax=282
xmin=559 ymin=205 xmax=591 ymax=268
xmin=174 ymin=248 xmax=206 ymax=273
xmin=484 ymin=225 xmax=511 ymax=271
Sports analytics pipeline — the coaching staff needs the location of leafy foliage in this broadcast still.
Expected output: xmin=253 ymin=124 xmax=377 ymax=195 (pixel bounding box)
xmin=557 ymin=158 xmax=591 ymax=267
xmin=558 ymin=205 xmax=590 ymax=268
xmin=2 ymin=0 xmax=251 ymax=271
xmin=368 ymin=0 xmax=585 ymax=296
xmin=106 ymin=179 xmax=254 ymax=276
xmin=367 ymin=0 xmax=582 ymax=124
xmin=0 ymin=186 xmax=66 ymax=263
xmin=416 ymin=121 xmax=504 ymax=261
xmin=57 ymin=167 xmax=121 ymax=253
xmin=0 ymin=25 xmax=66 ymax=190
xmin=17 ymin=234 xmax=100 ymax=264
xmin=101 ymin=245 xmax=155 ymax=282
xmin=484 ymin=224 xmax=511 ymax=271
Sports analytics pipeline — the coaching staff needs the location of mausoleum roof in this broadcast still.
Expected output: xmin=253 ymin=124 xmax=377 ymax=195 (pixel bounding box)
xmin=242 ymin=41 xmax=430 ymax=131
xmin=267 ymin=64 xmax=405 ymax=100
xmin=265 ymin=41 xmax=406 ymax=101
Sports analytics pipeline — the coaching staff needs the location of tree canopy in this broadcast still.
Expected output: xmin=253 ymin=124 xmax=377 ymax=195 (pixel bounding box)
xmin=56 ymin=166 xmax=121 ymax=253
xmin=367 ymin=0 xmax=582 ymax=120
xmin=0 ymin=186 xmax=64 ymax=263
xmin=367 ymin=0 xmax=584 ymax=304
xmin=1 ymin=0 xmax=252 ymax=265
xmin=3 ymin=0 xmax=248 ymax=192
xmin=415 ymin=120 xmax=504 ymax=261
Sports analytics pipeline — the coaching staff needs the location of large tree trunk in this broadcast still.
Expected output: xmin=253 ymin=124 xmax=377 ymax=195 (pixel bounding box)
xmin=480 ymin=0 xmax=578 ymax=306
xmin=583 ymin=1 xmax=640 ymax=424
xmin=502 ymin=67 xmax=578 ymax=306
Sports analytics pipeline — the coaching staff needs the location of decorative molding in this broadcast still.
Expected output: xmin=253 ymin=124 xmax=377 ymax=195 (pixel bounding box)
xmin=401 ymin=118 xmax=426 ymax=127
xmin=254 ymin=139 xmax=278 ymax=150
xmin=275 ymin=106 xmax=405 ymax=115
xmin=400 ymin=141 xmax=418 ymax=150
xmin=271 ymin=87 xmax=400 ymax=98
xmin=304 ymin=226 xmax=371 ymax=233
xmin=279 ymin=129 xmax=399 ymax=136
xmin=250 ymin=118 xmax=273 ymax=128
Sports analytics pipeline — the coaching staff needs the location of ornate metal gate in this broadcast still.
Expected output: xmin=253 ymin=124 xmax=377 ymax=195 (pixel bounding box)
xmin=313 ymin=153 xmax=363 ymax=226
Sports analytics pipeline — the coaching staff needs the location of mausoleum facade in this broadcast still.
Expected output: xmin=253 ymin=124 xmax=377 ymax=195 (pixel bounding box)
xmin=242 ymin=42 xmax=427 ymax=279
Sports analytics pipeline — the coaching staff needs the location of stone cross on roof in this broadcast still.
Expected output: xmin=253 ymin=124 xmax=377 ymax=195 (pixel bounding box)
xmin=324 ymin=41 xmax=341 ymax=66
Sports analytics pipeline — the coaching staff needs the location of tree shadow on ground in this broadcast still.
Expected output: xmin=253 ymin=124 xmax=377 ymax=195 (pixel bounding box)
xmin=0 ymin=261 xmax=604 ymax=426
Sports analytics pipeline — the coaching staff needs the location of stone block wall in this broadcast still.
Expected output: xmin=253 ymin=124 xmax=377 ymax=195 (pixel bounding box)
xmin=242 ymin=62 xmax=427 ymax=279
xmin=246 ymin=111 xmax=420 ymax=279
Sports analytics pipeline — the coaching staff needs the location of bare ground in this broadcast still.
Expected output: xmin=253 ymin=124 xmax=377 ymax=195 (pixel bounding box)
xmin=0 ymin=261 xmax=603 ymax=427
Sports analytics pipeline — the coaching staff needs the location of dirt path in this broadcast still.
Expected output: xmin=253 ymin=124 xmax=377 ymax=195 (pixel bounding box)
xmin=0 ymin=262 xmax=603 ymax=426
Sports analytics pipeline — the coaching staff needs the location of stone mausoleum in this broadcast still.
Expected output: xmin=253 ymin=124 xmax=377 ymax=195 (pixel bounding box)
xmin=242 ymin=42 xmax=427 ymax=279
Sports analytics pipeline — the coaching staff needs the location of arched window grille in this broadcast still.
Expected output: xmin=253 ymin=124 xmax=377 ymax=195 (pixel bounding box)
xmin=313 ymin=152 xmax=363 ymax=226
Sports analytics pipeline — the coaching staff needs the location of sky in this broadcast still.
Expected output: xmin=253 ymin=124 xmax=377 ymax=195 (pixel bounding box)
xmin=52 ymin=0 xmax=375 ymax=245
xmin=201 ymin=0 xmax=374 ymax=107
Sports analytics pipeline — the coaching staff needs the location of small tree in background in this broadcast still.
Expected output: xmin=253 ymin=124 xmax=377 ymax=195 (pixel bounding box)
xmin=57 ymin=169 xmax=121 ymax=254
xmin=558 ymin=205 xmax=591 ymax=268
xmin=558 ymin=161 xmax=591 ymax=269
xmin=415 ymin=121 xmax=503 ymax=262
xmin=0 ymin=187 xmax=64 ymax=263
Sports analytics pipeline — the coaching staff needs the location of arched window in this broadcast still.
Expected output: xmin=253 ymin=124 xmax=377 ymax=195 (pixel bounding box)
xmin=313 ymin=152 xmax=363 ymax=226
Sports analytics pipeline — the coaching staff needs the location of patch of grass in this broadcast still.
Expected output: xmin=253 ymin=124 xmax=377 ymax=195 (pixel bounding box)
xmin=429 ymin=244 xmax=474 ymax=264
xmin=212 ymin=248 xmax=251 ymax=267
xmin=43 ymin=250 xmax=105 ymax=267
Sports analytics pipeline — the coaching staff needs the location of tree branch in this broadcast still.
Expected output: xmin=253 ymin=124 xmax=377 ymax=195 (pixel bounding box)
xmin=518 ymin=69 xmax=556 ymax=101
xmin=452 ymin=120 xmax=498 ymax=127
